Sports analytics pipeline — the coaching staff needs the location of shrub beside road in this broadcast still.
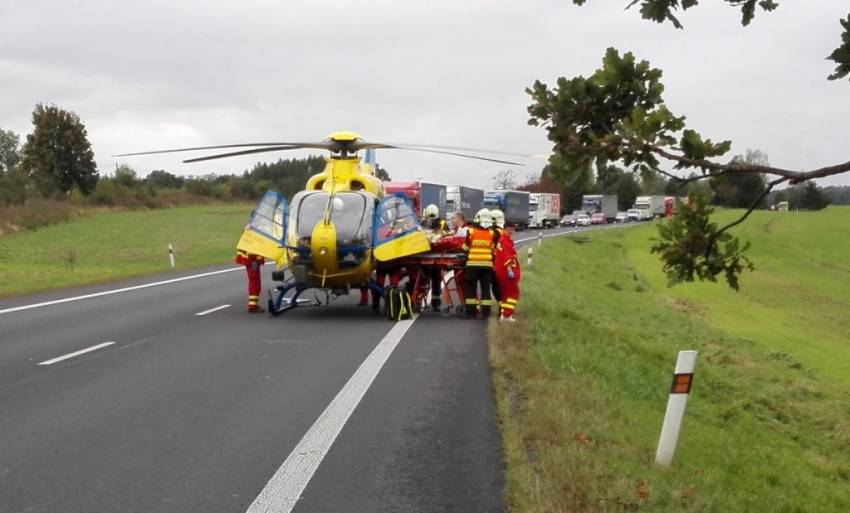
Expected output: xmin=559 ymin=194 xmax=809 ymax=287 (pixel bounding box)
xmin=491 ymin=207 xmax=850 ymax=512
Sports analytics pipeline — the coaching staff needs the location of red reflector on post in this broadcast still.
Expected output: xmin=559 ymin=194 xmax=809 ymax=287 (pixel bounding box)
xmin=671 ymin=373 xmax=693 ymax=394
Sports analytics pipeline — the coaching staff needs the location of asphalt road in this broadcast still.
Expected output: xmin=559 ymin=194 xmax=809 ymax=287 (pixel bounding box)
xmin=0 ymin=224 xmax=621 ymax=513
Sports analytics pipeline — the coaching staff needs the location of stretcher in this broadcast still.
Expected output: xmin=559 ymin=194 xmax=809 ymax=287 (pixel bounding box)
xmin=396 ymin=251 xmax=467 ymax=315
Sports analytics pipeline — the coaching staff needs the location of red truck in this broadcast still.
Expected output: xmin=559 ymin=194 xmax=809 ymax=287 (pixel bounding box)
xmin=384 ymin=181 xmax=447 ymax=218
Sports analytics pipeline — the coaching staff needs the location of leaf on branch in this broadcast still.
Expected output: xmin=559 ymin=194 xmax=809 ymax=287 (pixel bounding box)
xmin=827 ymin=14 xmax=850 ymax=81
xmin=651 ymin=193 xmax=754 ymax=290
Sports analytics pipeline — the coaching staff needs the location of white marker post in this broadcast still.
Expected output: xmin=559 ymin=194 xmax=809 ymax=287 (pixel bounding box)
xmin=168 ymin=244 xmax=175 ymax=268
xmin=655 ymin=350 xmax=698 ymax=466
xmin=527 ymin=247 xmax=533 ymax=267
xmin=538 ymin=232 xmax=543 ymax=248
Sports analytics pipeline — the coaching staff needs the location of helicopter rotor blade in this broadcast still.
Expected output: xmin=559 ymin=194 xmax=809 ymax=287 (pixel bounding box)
xmin=182 ymin=145 xmax=320 ymax=163
xmin=358 ymin=142 xmax=534 ymax=159
xmin=370 ymin=144 xmax=526 ymax=165
xmin=112 ymin=143 xmax=309 ymax=158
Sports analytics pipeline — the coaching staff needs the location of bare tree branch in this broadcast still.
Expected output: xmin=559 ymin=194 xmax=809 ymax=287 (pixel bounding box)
xmin=648 ymin=146 xmax=850 ymax=184
xmin=704 ymin=176 xmax=788 ymax=257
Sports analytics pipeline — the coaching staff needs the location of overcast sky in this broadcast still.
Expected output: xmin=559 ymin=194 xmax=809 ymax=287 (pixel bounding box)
xmin=1 ymin=0 xmax=848 ymax=189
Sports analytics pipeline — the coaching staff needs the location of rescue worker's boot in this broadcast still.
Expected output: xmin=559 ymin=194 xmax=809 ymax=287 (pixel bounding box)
xmin=248 ymin=304 xmax=265 ymax=313
xmin=481 ymin=306 xmax=492 ymax=318
xmin=431 ymin=297 xmax=442 ymax=312
xmin=248 ymin=295 xmax=264 ymax=313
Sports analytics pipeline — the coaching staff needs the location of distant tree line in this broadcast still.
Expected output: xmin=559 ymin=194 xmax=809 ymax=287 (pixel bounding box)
xmin=1 ymin=104 xmax=391 ymax=212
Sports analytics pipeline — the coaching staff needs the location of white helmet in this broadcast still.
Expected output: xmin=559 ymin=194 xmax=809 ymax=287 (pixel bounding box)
xmin=474 ymin=208 xmax=492 ymax=228
xmin=423 ymin=203 xmax=439 ymax=219
xmin=490 ymin=209 xmax=505 ymax=228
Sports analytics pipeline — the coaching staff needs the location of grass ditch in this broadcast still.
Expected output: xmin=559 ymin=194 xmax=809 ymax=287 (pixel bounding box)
xmin=491 ymin=209 xmax=850 ymax=512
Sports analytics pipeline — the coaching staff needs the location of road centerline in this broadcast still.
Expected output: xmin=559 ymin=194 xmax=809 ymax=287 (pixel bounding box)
xmin=195 ymin=304 xmax=231 ymax=316
xmin=37 ymin=341 xmax=117 ymax=366
xmin=245 ymin=316 xmax=418 ymax=513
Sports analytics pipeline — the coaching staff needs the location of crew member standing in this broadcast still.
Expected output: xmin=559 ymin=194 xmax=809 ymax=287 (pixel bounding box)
xmin=463 ymin=208 xmax=499 ymax=318
xmin=236 ymin=245 xmax=264 ymax=313
xmin=422 ymin=203 xmax=449 ymax=311
xmin=490 ymin=209 xmax=506 ymax=304
xmin=493 ymin=220 xmax=520 ymax=321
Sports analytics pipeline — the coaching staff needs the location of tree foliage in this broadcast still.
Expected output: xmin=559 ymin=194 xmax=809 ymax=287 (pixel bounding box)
xmin=571 ymin=1 xmax=849 ymax=82
xmin=652 ymin=193 xmax=754 ymax=290
xmin=21 ymin=104 xmax=98 ymax=196
xmin=710 ymin=150 xmax=768 ymax=208
xmin=0 ymin=128 xmax=21 ymax=175
xmin=528 ymin=47 xmax=850 ymax=289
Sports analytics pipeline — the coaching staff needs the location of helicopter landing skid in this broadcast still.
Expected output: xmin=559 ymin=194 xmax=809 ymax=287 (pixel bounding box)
xmin=268 ymin=283 xmax=324 ymax=316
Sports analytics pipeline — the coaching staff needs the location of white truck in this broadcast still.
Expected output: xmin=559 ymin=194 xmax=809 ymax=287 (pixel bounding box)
xmin=633 ymin=195 xmax=666 ymax=220
xmin=581 ymin=194 xmax=618 ymax=223
xmin=528 ymin=192 xmax=561 ymax=228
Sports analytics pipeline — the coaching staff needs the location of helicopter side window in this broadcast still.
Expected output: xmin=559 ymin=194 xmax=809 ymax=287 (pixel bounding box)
xmin=374 ymin=195 xmax=420 ymax=245
xmin=249 ymin=191 xmax=286 ymax=242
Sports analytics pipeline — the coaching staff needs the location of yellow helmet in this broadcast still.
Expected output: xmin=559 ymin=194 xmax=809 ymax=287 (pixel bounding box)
xmin=474 ymin=208 xmax=492 ymax=228
xmin=423 ymin=203 xmax=439 ymax=219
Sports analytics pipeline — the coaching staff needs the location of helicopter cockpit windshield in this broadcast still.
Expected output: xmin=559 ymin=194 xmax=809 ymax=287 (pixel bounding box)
xmin=293 ymin=191 xmax=375 ymax=249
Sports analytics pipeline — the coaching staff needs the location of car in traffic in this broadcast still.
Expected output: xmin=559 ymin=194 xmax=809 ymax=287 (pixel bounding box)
xmin=560 ymin=214 xmax=576 ymax=227
xmin=626 ymin=209 xmax=641 ymax=222
xmin=615 ymin=211 xmax=628 ymax=223
xmin=576 ymin=213 xmax=591 ymax=226
xmin=590 ymin=212 xmax=606 ymax=224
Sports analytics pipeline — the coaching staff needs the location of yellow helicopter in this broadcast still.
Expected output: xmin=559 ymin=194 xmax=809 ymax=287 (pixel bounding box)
xmin=116 ymin=131 xmax=526 ymax=314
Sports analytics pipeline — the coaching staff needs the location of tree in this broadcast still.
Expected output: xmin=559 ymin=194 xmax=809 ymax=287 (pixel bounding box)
xmin=145 ymin=169 xmax=185 ymax=189
xmin=492 ymin=169 xmax=517 ymax=190
xmin=570 ymin=1 xmax=850 ymax=83
xmin=527 ymin=48 xmax=850 ymax=289
xmin=374 ymin=164 xmax=391 ymax=182
xmin=113 ymin=164 xmax=138 ymax=188
xmin=616 ymin=172 xmax=641 ymax=211
xmin=0 ymin=128 xmax=21 ymax=175
xmin=710 ymin=150 xmax=769 ymax=208
xmin=21 ymin=104 xmax=98 ymax=196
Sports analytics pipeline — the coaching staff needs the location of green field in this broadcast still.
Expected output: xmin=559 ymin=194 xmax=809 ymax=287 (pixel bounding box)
xmin=0 ymin=204 xmax=253 ymax=297
xmin=491 ymin=207 xmax=850 ymax=512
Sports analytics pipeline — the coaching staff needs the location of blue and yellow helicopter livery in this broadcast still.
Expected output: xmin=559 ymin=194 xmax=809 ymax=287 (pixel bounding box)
xmin=115 ymin=131 xmax=527 ymax=315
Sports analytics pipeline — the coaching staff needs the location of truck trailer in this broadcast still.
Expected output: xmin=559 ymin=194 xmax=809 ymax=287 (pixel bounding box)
xmin=384 ymin=181 xmax=447 ymax=218
xmin=446 ymin=185 xmax=484 ymax=221
xmin=633 ymin=195 xmax=666 ymax=219
xmin=581 ymin=194 xmax=618 ymax=222
xmin=528 ymin=192 xmax=561 ymax=228
xmin=484 ymin=190 xmax=530 ymax=230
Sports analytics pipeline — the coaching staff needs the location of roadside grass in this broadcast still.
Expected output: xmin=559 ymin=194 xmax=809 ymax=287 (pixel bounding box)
xmin=491 ymin=208 xmax=850 ymax=512
xmin=0 ymin=203 xmax=252 ymax=297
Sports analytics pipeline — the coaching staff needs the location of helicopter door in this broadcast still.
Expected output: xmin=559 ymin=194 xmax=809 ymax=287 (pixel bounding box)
xmin=373 ymin=195 xmax=431 ymax=262
xmin=235 ymin=191 xmax=288 ymax=264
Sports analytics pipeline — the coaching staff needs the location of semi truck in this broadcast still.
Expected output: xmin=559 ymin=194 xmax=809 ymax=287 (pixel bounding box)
xmin=528 ymin=192 xmax=561 ymax=228
xmin=633 ymin=195 xmax=666 ymax=219
xmin=384 ymin=181 xmax=447 ymax=217
xmin=581 ymin=194 xmax=618 ymax=222
xmin=446 ymin=185 xmax=484 ymax=220
xmin=484 ymin=190 xmax=530 ymax=230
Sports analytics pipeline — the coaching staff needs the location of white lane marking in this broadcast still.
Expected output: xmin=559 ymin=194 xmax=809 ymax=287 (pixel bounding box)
xmin=0 ymin=267 xmax=242 ymax=316
xmin=38 ymin=341 xmax=116 ymax=366
xmin=514 ymin=223 xmax=630 ymax=244
xmin=195 ymin=304 xmax=231 ymax=316
xmin=246 ymin=316 xmax=419 ymax=513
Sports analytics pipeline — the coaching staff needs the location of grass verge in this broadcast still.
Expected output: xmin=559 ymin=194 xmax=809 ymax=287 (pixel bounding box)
xmin=0 ymin=203 xmax=252 ymax=297
xmin=491 ymin=207 xmax=850 ymax=512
